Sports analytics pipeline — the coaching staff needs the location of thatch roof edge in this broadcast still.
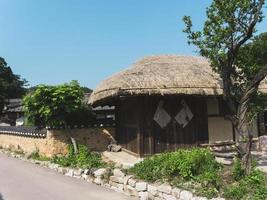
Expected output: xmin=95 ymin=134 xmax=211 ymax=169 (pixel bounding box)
xmin=88 ymin=55 xmax=267 ymax=105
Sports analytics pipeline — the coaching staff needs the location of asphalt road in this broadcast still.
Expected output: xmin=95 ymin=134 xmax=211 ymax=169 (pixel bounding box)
xmin=0 ymin=153 xmax=135 ymax=200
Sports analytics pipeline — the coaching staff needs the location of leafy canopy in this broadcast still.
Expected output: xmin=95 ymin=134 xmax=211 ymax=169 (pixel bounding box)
xmin=237 ymin=32 xmax=267 ymax=78
xmin=183 ymin=0 xmax=265 ymax=103
xmin=0 ymin=57 xmax=27 ymax=113
xmin=23 ymin=80 xmax=85 ymax=127
xmin=240 ymin=32 xmax=267 ymax=122
xmin=183 ymin=0 xmax=266 ymax=175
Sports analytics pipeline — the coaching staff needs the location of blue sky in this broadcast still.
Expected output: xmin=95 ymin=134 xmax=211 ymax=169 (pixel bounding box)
xmin=0 ymin=1 xmax=267 ymax=89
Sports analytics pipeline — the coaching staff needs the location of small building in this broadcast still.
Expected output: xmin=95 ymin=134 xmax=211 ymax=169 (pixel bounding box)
xmin=2 ymin=99 xmax=24 ymax=126
xmin=92 ymin=105 xmax=115 ymax=125
xmin=89 ymin=55 xmax=267 ymax=157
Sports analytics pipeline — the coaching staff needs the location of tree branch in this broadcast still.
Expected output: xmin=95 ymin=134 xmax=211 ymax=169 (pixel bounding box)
xmin=237 ymin=65 xmax=267 ymax=131
xmin=232 ymin=0 xmax=265 ymax=56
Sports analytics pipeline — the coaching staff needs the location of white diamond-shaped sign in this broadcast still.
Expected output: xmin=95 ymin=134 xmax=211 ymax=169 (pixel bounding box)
xmin=175 ymin=100 xmax=193 ymax=128
xmin=153 ymin=100 xmax=171 ymax=128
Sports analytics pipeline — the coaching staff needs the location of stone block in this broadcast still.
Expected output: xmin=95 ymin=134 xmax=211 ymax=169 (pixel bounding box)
xmin=34 ymin=160 xmax=41 ymax=165
xmin=110 ymin=176 xmax=124 ymax=184
xmin=73 ymin=169 xmax=83 ymax=176
xmin=40 ymin=161 xmax=49 ymax=167
xmin=109 ymin=180 xmax=124 ymax=190
xmin=48 ymin=163 xmax=59 ymax=170
xmin=113 ymin=168 xmax=125 ymax=177
xmin=215 ymin=157 xmax=233 ymax=166
xmin=158 ymin=183 xmax=172 ymax=194
xmin=162 ymin=193 xmax=177 ymax=200
xmin=83 ymin=169 xmax=90 ymax=175
xmin=172 ymin=188 xmax=181 ymax=198
xmin=192 ymin=197 xmax=208 ymax=200
xmin=148 ymin=184 xmax=158 ymax=196
xmin=81 ymin=174 xmax=89 ymax=180
xmin=136 ymin=182 xmax=147 ymax=192
xmin=57 ymin=167 xmax=67 ymax=174
xmin=94 ymin=177 xmax=103 ymax=185
xmin=180 ymin=190 xmax=193 ymax=200
xmin=139 ymin=192 xmax=149 ymax=200
xmin=259 ymin=136 xmax=267 ymax=151
xmin=86 ymin=175 xmax=95 ymax=182
xmin=103 ymin=183 xmax=111 ymax=188
xmin=114 ymin=163 xmax=123 ymax=168
xmin=128 ymin=178 xmax=137 ymax=187
xmin=123 ymin=175 xmax=134 ymax=185
xmin=93 ymin=168 xmax=106 ymax=177
xmin=65 ymin=169 xmax=74 ymax=177
xmin=148 ymin=192 xmax=156 ymax=200
xmin=158 ymin=192 xmax=164 ymax=198
xmin=124 ymin=185 xmax=138 ymax=197
xmin=111 ymin=186 xmax=124 ymax=193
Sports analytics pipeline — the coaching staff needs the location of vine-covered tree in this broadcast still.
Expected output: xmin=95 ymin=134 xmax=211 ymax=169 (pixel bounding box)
xmin=0 ymin=57 xmax=27 ymax=115
xmin=183 ymin=0 xmax=266 ymax=174
xmin=23 ymin=80 xmax=91 ymax=153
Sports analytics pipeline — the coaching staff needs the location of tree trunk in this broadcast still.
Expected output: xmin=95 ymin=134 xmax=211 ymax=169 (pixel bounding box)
xmin=243 ymin=132 xmax=253 ymax=174
xmin=231 ymin=66 xmax=267 ymax=174
xmin=233 ymin=88 xmax=254 ymax=174
xmin=234 ymin=117 xmax=253 ymax=175
xmin=63 ymin=122 xmax=78 ymax=154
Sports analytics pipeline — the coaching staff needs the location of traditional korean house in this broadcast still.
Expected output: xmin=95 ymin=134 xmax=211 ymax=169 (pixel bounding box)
xmin=89 ymin=55 xmax=267 ymax=157
xmin=1 ymin=99 xmax=24 ymax=126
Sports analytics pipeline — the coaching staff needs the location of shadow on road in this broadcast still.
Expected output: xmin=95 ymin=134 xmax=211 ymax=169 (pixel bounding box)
xmin=0 ymin=193 xmax=4 ymax=200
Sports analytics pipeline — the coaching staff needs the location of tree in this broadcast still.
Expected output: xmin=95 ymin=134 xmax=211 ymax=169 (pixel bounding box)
xmin=183 ymin=0 xmax=266 ymax=174
xmin=26 ymin=85 xmax=93 ymax=94
xmin=0 ymin=57 xmax=26 ymax=115
xmin=23 ymin=80 xmax=87 ymax=153
xmin=81 ymin=86 xmax=93 ymax=94
xmin=238 ymin=32 xmax=267 ymax=123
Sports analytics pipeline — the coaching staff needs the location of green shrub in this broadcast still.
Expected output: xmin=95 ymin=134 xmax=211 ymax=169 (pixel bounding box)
xmin=129 ymin=148 xmax=267 ymax=199
xmin=129 ymin=148 xmax=222 ymax=198
xmin=28 ymin=150 xmax=50 ymax=161
xmin=23 ymin=80 xmax=86 ymax=127
xmin=53 ymin=144 xmax=103 ymax=169
xmin=232 ymin=158 xmax=246 ymax=181
xmin=129 ymin=148 xmax=221 ymax=182
xmin=224 ymin=169 xmax=267 ymax=200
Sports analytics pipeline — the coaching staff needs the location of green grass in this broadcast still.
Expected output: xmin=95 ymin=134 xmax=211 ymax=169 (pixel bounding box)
xmin=128 ymin=148 xmax=267 ymax=199
xmin=52 ymin=144 xmax=104 ymax=169
xmin=129 ymin=148 xmax=222 ymax=198
xmin=28 ymin=151 xmax=50 ymax=161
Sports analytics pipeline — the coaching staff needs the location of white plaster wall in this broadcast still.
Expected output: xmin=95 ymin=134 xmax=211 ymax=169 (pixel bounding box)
xmin=208 ymin=117 xmax=233 ymax=143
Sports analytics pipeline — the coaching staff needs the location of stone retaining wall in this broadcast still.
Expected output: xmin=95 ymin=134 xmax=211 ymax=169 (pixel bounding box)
xmin=259 ymin=135 xmax=267 ymax=152
xmin=0 ymin=148 xmax=224 ymax=200
xmin=0 ymin=127 xmax=115 ymax=157
xmin=88 ymin=168 xmax=224 ymax=200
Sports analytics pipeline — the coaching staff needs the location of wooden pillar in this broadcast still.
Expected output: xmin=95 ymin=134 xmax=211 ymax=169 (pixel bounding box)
xmin=146 ymin=97 xmax=154 ymax=155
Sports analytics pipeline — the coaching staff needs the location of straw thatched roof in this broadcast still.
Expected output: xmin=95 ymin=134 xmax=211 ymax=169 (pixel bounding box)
xmin=89 ymin=55 xmax=267 ymax=105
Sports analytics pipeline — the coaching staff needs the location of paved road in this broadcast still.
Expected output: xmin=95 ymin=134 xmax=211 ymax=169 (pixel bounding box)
xmin=0 ymin=153 xmax=135 ymax=200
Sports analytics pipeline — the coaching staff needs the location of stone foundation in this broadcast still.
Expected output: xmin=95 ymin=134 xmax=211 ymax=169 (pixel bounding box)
xmin=259 ymin=135 xmax=267 ymax=152
xmin=0 ymin=127 xmax=115 ymax=157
